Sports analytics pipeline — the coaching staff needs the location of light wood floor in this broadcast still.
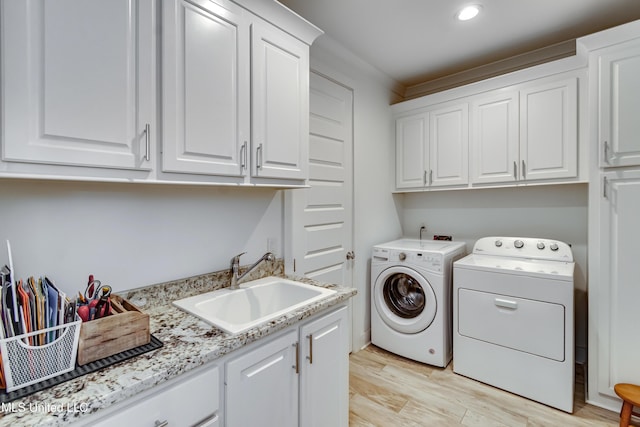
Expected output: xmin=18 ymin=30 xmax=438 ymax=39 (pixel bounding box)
xmin=349 ymin=345 xmax=628 ymax=426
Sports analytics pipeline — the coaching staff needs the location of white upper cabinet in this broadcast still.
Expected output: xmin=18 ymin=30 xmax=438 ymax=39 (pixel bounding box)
xmin=429 ymin=103 xmax=469 ymax=187
xmin=395 ymin=103 xmax=468 ymax=190
xmin=471 ymin=77 xmax=578 ymax=185
xmin=1 ymin=0 xmax=156 ymax=171
xmin=162 ymin=0 xmax=316 ymax=183
xmin=395 ymin=69 xmax=581 ymax=192
xmin=251 ymin=20 xmax=309 ymax=181
xmin=1 ymin=0 xmax=320 ymax=185
xmin=396 ymin=113 xmax=429 ymax=189
xmin=595 ymin=39 xmax=640 ymax=168
xmin=162 ymin=0 xmax=249 ymax=178
xmin=470 ymin=91 xmax=519 ymax=184
xmin=519 ymin=77 xmax=578 ymax=181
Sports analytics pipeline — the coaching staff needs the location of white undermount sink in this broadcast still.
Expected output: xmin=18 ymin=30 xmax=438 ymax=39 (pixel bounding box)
xmin=173 ymin=276 xmax=336 ymax=335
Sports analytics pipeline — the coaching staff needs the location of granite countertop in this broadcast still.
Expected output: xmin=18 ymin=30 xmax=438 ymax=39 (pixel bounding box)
xmin=0 ymin=261 xmax=356 ymax=426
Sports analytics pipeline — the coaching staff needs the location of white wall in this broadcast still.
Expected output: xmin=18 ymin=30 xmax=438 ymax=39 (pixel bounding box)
xmin=400 ymin=183 xmax=589 ymax=359
xmin=0 ymin=179 xmax=284 ymax=296
xmin=308 ymin=36 xmax=403 ymax=351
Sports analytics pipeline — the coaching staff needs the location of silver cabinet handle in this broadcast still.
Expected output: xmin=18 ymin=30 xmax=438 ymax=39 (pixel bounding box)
xmin=256 ymin=144 xmax=263 ymax=169
xmin=429 ymin=169 xmax=433 ymax=186
xmin=240 ymin=141 xmax=247 ymax=170
xmin=494 ymin=298 xmax=518 ymax=310
xmin=293 ymin=342 xmax=299 ymax=373
xmin=306 ymin=334 xmax=313 ymax=364
xmin=603 ymin=176 xmax=608 ymax=199
xmin=143 ymin=123 xmax=151 ymax=161
xmin=346 ymin=251 xmax=355 ymax=260
xmin=521 ymin=160 xmax=526 ymax=179
xmin=513 ymin=161 xmax=517 ymax=180
xmin=423 ymin=170 xmax=427 ymax=186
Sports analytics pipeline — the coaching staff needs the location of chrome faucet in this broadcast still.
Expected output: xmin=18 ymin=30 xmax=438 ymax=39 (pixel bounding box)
xmin=230 ymin=251 xmax=275 ymax=289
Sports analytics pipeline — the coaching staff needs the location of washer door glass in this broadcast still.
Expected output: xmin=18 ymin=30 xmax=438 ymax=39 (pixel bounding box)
xmin=384 ymin=273 xmax=426 ymax=318
xmin=374 ymin=266 xmax=437 ymax=334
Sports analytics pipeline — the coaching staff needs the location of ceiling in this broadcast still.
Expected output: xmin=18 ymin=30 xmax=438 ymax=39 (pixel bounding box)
xmin=278 ymin=0 xmax=640 ymax=90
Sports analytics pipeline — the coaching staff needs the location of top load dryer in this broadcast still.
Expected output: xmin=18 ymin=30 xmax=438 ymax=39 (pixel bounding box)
xmin=453 ymin=236 xmax=575 ymax=413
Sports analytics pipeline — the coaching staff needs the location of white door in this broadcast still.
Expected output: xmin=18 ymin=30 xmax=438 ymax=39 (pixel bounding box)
xmin=287 ymin=72 xmax=354 ymax=285
xmin=2 ymin=0 xmax=155 ymax=170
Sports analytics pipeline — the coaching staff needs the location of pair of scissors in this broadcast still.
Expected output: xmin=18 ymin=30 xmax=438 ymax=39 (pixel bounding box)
xmin=93 ymin=286 xmax=112 ymax=319
xmin=85 ymin=275 xmax=102 ymax=301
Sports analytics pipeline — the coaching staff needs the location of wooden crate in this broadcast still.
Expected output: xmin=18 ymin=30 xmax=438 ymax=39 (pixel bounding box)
xmin=77 ymin=294 xmax=150 ymax=366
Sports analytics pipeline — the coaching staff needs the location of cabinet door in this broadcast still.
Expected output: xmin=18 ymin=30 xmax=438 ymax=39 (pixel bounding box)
xmin=251 ymin=20 xmax=309 ymax=180
xmin=162 ymin=0 xmax=249 ymax=177
xmin=597 ymin=40 xmax=640 ymax=167
xmin=519 ymin=78 xmax=577 ymax=181
xmin=226 ymin=330 xmax=298 ymax=427
xmin=429 ymin=103 xmax=469 ymax=187
xmin=1 ymin=0 xmax=155 ymax=170
xmin=470 ymin=91 xmax=519 ymax=184
xmin=592 ymin=171 xmax=640 ymax=399
xmin=299 ymin=306 xmax=349 ymax=427
xmin=396 ymin=113 xmax=429 ymax=189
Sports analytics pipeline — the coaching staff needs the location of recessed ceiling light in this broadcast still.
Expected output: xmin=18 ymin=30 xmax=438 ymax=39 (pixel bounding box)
xmin=456 ymin=5 xmax=481 ymax=21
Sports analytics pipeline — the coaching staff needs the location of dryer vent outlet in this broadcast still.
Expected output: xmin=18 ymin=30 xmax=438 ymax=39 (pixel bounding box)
xmin=433 ymin=235 xmax=452 ymax=241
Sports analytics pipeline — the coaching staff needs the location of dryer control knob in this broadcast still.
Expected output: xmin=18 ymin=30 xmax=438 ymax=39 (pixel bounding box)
xmin=550 ymin=243 xmax=559 ymax=251
xmin=495 ymin=240 xmax=502 ymax=247
xmin=537 ymin=242 xmax=545 ymax=250
xmin=399 ymin=252 xmax=407 ymax=261
xmin=514 ymin=240 xmax=524 ymax=249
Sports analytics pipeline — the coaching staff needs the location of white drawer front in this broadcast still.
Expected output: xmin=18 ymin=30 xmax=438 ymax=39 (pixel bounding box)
xmin=457 ymin=288 xmax=565 ymax=361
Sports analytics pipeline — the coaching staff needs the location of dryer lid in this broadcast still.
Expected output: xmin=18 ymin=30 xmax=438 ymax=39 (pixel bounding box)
xmin=454 ymin=253 xmax=575 ymax=281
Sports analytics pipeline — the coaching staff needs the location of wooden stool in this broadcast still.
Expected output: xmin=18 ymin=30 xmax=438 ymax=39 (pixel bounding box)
xmin=614 ymin=383 xmax=640 ymax=427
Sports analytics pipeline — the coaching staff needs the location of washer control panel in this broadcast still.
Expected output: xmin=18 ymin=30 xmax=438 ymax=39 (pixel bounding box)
xmin=372 ymin=247 xmax=443 ymax=272
xmin=478 ymin=236 xmax=573 ymax=261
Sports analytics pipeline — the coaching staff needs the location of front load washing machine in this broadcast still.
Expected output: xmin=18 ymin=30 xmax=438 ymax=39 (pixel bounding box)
xmin=371 ymin=239 xmax=466 ymax=366
xmin=453 ymin=236 xmax=575 ymax=413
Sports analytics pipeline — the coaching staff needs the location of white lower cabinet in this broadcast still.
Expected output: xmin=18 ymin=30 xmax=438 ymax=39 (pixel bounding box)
xmin=588 ymin=170 xmax=640 ymax=409
xmin=226 ymin=330 xmax=299 ymax=427
xmin=299 ymin=306 xmax=349 ymax=427
xmin=72 ymin=305 xmax=348 ymax=427
xmin=85 ymin=363 xmax=221 ymax=427
xmin=226 ymin=305 xmax=349 ymax=427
